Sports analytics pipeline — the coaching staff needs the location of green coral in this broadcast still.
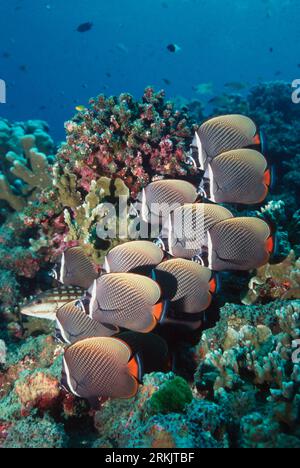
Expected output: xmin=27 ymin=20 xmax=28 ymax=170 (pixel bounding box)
xmin=147 ymin=376 xmax=193 ymax=415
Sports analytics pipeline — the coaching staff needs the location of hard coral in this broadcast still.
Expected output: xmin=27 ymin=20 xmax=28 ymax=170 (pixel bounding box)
xmin=57 ymin=87 xmax=196 ymax=199
xmin=93 ymin=372 xmax=223 ymax=448
xmin=194 ymin=300 xmax=300 ymax=447
xmin=0 ymin=118 xmax=55 ymax=212
xmin=243 ymin=251 xmax=300 ymax=305
xmin=0 ymin=415 xmax=68 ymax=448
xmin=34 ymin=87 xmax=197 ymax=264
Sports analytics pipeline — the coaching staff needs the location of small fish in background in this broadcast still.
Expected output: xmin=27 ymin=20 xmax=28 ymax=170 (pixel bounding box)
xmin=274 ymin=70 xmax=282 ymax=76
xmin=76 ymin=22 xmax=93 ymax=33
xmin=116 ymin=43 xmax=129 ymax=54
xmin=75 ymin=105 xmax=88 ymax=112
xmin=163 ymin=78 xmax=172 ymax=86
xmin=269 ymin=47 xmax=274 ymax=53
xmin=62 ymin=332 xmax=169 ymax=404
xmin=208 ymin=95 xmax=231 ymax=107
xmin=193 ymin=82 xmax=214 ymax=96
xmin=20 ymin=286 xmax=85 ymax=321
xmin=19 ymin=64 xmax=28 ymax=72
xmin=167 ymin=43 xmax=181 ymax=53
xmin=224 ymin=81 xmax=248 ymax=91
xmin=1 ymin=52 xmax=11 ymax=59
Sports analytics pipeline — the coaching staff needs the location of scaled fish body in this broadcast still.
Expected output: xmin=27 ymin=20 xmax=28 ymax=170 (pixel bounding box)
xmin=193 ymin=115 xmax=260 ymax=171
xmin=104 ymin=241 xmax=164 ymax=274
xmin=56 ymin=301 xmax=120 ymax=345
xmin=207 ymin=217 xmax=274 ymax=271
xmin=140 ymin=179 xmax=198 ymax=224
xmin=62 ymin=336 xmax=141 ymax=401
xmin=53 ymin=246 xmax=99 ymax=290
xmin=154 ymin=258 xmax=216 ymax=314
xmin=89 ymin=273 xmax=167 ymax=333
xmin=21 ymin=286 xmax=85 ymax=321
xmin=161 ymin=203 xmax=233 ymax=259
xmin=62 ymin=332 xmax=169 ymax=402
xmin=200 ymin=149 xmax=271 ymax=205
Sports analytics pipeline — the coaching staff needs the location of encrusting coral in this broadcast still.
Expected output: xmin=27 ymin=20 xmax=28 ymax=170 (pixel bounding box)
xmin=243 ymin=251 xmax=300 ymax=305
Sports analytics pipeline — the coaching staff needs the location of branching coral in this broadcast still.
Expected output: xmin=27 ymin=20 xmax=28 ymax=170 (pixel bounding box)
xmin=27 ymin=88 xmax=197 ymax=264
xmin=0 ymin=119 xmax=55 ymax=212
xmin=54 ymin=175 xmax=130 ymax=263
xmin=194 ymin=300 xmax=300 ymax=447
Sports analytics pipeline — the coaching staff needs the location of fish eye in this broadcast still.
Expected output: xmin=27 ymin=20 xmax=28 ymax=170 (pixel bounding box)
xmin=36 ymin=299 xmax=43 ymax=304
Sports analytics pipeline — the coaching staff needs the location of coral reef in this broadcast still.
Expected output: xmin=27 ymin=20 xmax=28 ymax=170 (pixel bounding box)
xmin=194 ymin=300 xmax=300 ymax=448
xmin=243 ymin=251 xmax=300 ymax=305
xmin=0 ymin=119 xmax=56 ymax=323
xmin=0 ymin=118 xmax=55 ymax=213
xmin=147 ymin=376 xmax=193 ymax=415
xmin=22 ymin=88 xmax=198 ymax=264
xmin=58 ymin=87 xmax=196 ymax=199
xmin=93 ymin=373 xmax=225 ymax=448
xmin=1 ymin=82 xmax=300 ymax=448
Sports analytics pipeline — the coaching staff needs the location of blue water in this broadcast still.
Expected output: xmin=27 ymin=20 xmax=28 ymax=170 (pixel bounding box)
xmin=0 ymin=0 xmax=299 ymax=140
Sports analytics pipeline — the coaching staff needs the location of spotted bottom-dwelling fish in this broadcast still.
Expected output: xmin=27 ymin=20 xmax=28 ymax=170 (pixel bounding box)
xmin=20 ymin=286 xmax=85 ymax=321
